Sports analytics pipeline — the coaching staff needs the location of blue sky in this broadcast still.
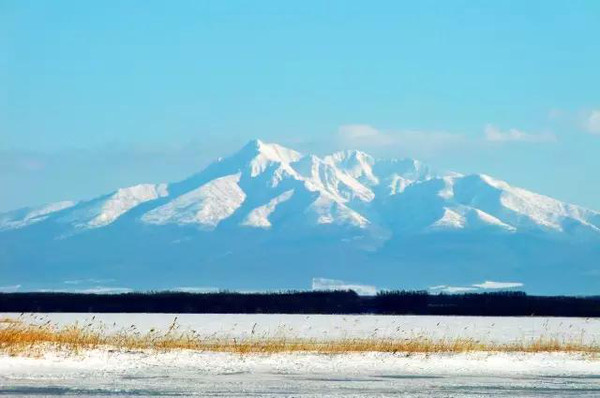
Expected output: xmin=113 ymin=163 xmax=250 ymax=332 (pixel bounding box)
xmin=1 ymin=0 xmax=599 ymax=211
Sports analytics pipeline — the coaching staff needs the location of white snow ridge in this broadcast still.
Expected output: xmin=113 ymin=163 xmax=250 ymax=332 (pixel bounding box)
xmin=56 ymin=184 xmax=169 ymax=230
xmin=0 ymin=201 xmax=76 ymax=230
xmin=3 ymin=139 xmax=599 ymax=238
xmin=88 ymin=184 xmax=169 ymax=228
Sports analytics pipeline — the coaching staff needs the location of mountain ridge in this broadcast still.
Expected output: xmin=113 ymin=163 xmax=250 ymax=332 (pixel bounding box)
xmin=1 ymin=140 xmax=599 ymax=294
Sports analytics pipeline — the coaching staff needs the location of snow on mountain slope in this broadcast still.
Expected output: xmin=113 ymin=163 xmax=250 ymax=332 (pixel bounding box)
xmin=293 ymin=155 xmax=374 ymax=203
xmin=142 ymin=174 xmax=245 ymax=228
xmin=88 ymin=184 xmax=169 ymax=228
xmin=325 ymin=151 xmax=440 ymax=196
xmin=245 ymin=140 xmax=302 ymax=177
xmin=480 ymin=174 xmax=600 ymax=232
xmin=451 ymin=174 xmax=600 ymax=234
xmin=57 ymin=184 xmax=168 ymax=230
xmin=224 ymin=139 xmax=302 ymax=183
xmin=154 ymin=140 xmax=374 ymax=230
xmin=429 ymin=205 xmax=516 ymax=232
xmin=1 ymin=140 xmax=598 ymax=239
xmin=0 ymin=201 xmax=76 ymax=230
xmin=307 ymin=192 xmax=370 ymax=228
xmin=324 ymin=150 xmax=379 ymax=186
xmin=241 ymin=190 xmax=295 ymax=228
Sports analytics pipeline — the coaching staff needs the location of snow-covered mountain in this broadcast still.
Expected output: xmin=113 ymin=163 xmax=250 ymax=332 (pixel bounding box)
xmin=1 ymin=140 xmax=599 ymax=294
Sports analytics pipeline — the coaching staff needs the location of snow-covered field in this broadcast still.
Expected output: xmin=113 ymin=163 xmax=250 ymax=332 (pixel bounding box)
xmin=1 ymin=314 xmax=599 ymax=396
xmin=3 ymin=312 xmax=599 ymax=344
xmin=2 ymin=350 xmax=600 ymax=397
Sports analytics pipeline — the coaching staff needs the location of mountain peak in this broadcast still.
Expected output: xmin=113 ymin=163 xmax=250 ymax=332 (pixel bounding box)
xmin=231 ymin=139 xmax=303 ymax=177
xmin=237 ymin=139 xmax=300 ymax=160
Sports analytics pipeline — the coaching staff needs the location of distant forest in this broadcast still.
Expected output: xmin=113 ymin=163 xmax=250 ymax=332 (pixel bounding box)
xmin=1 ymin=291 xmax=599 ymax=317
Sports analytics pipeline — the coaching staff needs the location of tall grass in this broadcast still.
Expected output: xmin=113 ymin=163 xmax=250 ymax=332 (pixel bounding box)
xmin=1 ymin=317 xmax=598 ymax=357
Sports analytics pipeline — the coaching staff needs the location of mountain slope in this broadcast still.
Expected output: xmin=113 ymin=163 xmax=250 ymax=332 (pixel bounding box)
xmin=1 ymin=140 xmax=598 ymax=294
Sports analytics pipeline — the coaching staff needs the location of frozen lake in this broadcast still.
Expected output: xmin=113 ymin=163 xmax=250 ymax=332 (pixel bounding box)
xmin=1 ymin=313 xmax=599 ymax=396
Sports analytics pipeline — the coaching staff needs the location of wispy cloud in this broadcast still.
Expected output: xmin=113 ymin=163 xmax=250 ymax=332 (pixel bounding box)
xmin=337 ymin=123 xmax=555 ymax=160
xmin=338 ymin=124 xmax=384 ymax=143
xmin=312 ymin=277 xmax=377 ymax=296
xmin=484 ymin=124 xmax=556 ymax=143
xmin=584 ymin=110 xmax=600 ymax=135
xmin=337 ymin=124 xmax=466 ymax=157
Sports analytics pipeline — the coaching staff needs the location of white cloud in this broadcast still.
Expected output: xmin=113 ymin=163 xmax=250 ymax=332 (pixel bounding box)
xmin=337 ymin=124 xmax=466 ymax=157
xmin=312 ymin=277 xmax=377 ymax=296
xmin=484 ymin=124 xmax=556 ymax=143
xmin=585 ymin=110 xmax=600 ymax=134
xmin=472 ymin=281 xmax=524 ymax=289
xmin=338 ymin=124 xmax=383 ymax=142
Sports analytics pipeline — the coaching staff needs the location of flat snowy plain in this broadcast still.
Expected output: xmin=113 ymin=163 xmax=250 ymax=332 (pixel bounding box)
xmin=1 ymin=313 xmax=599 ymax=397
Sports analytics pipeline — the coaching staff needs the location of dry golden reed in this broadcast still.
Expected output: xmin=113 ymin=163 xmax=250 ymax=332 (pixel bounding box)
xmin=1 ymin=317 xmax=598 ymax=357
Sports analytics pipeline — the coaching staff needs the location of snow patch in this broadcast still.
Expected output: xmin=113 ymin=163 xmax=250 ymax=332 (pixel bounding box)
xmin=431 ymin=208 xmax=466 ymax=229
xmin=473 ymin=281 xmax=524 ymax=289
xmin=429 ymin=285 xmax=478 ymax=293
xmin=431 ymin=281 xmax=524 ymax=292
xmin=170 ymin=287 xmax=220 ymax=293
xmin=471 ymin=209 xmax=516 ymax=231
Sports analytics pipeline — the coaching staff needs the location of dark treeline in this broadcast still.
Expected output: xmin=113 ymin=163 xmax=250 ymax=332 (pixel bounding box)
xmin=0 ymin=291 xmax=599 ymax=317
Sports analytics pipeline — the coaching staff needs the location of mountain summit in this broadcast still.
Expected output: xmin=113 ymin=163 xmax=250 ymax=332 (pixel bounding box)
xmin=1 ymin=140 xmax=599 ymax=294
